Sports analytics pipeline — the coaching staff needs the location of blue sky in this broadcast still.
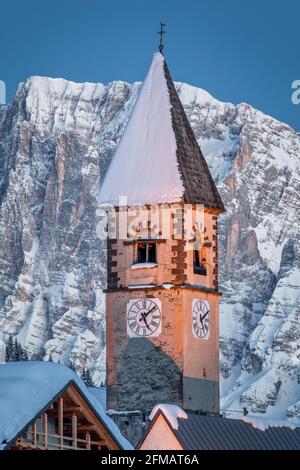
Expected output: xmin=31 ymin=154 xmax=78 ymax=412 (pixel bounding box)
xmin=0 ymin=0 xmax=299 ymax=129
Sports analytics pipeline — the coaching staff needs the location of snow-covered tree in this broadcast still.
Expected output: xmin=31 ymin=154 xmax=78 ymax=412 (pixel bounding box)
xmin=5 ymin=335 xmax=14 ymax=361
xmin=81 ymin=369 xmax=95 ymax=387
xmin=13 ymin=338 xmax=25 ymax=361
xmin=68 ymin=360 xmax=76 ymax=372
xmin=5 ymin=336 xmax=28 ymax=361
xmin=21 ymin=344 xmax=29 ymax=360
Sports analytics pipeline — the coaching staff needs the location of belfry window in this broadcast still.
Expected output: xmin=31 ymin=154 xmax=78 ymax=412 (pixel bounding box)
xmin=194 ymin=247 xmax=207 ymax=276
xmin=137 ymin=242 xmax=157 ymax=263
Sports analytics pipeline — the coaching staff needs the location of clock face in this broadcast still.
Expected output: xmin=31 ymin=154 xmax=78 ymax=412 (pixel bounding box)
xmin=192 ymin=299 xmax=210 ymax=339
xmin=127 ymin=298 xmax=162 ymax=338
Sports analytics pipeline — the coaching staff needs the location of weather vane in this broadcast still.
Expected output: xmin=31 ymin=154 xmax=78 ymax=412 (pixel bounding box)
xmin=158 ymin=22 xmax=166 ymax=54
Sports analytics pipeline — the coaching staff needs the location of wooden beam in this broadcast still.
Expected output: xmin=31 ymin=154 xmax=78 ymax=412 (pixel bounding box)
xmin=32 ymin=421 xmax=37 ymax=447
xmin=92 ymin=439 xmax=106 ymax=446
xmin=72 ymin=413 xmax=77 ymax=449
xmin=64 ymin=405 xmax=82 ymax=413
xmin=77 ymin=424 xmax=96 ymax=432
xmin=86 ymin=432 xmax=91 ymax=450
xmin=58 ymin=396 xmax=63 ymax=449
xmin=42 ymin=413 xmax=48 ymax=449
xmin=62 ymin=411 xmax=82 ymax=418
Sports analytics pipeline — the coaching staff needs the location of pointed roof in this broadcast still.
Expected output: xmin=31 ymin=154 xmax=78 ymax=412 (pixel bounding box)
xmin=99 ymin=53 xmax=224 ymax=212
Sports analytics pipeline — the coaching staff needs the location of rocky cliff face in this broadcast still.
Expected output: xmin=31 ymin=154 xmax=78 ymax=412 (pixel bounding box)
xmin=0 ymin=75 xmax=299 ymax=422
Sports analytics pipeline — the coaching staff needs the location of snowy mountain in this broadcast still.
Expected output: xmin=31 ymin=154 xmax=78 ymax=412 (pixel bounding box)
xmin=0 ymin=74 xmax=299 ymax=423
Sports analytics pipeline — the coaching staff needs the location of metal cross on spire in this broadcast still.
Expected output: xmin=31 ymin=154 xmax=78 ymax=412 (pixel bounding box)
xmin=158 ymin=22 xmax=166 ymax=54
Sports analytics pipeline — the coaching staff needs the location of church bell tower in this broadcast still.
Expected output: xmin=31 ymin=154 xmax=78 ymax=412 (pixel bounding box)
xmin=99 ymin=52 xmax=225 ymax=419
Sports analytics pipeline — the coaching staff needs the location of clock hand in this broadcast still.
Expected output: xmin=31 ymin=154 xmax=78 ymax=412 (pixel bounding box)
xmin=138 ymin=305 xmax=159 ymax=330
xmin=200 ymin=311 xmax=209 ymax=322
xmin=143 ymin=306 xmax=157 ymax=319
xmin=138 ymin=311 xmax=150 ymax=329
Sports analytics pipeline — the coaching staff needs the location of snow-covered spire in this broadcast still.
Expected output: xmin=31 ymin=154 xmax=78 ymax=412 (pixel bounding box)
xmin=99 ymin=52 xmax=224 ymax=211
xmin=99 ymin=52 xmax=184 ymax=206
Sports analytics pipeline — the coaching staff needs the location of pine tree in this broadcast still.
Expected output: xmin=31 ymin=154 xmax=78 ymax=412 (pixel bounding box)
xmin=86 ymin=370 xmax=95 ymax=387
xmin=81 ymin=369 xmax=87 ymax=383
xmin=21 ymin=347 xmax=29 ymax=361
xmin=6 ymin=338 xmax=28 ymax=362
xmin=5 ymin=335 xmax=14 ymax=362
xmin=17 ymin=341 xmax=23 ymax=361
xmin=12 ymin=338 xmax=20 ymax=361
xmin=81 ymin=368 xmax=95 ymax=387
xmin=68 ymin=360 xmax=76 ymax=372
xmin=48 ymin=353 xmax=53 ymax=362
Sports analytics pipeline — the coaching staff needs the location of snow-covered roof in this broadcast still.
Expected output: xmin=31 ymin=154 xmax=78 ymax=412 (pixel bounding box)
xmin=88 ymin=386 xmax=107 ymax=411
xmin=99 ymin=52 xmax=224 ymax=210
xmin=149 ymin=404 xmax=187 ymax=430
xmin=0 ymin=361 xmax=132 ymax=450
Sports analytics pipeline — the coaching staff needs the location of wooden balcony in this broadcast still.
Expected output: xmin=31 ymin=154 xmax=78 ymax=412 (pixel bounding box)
xmin=11 ymin=384 xmax=117 ymax=450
